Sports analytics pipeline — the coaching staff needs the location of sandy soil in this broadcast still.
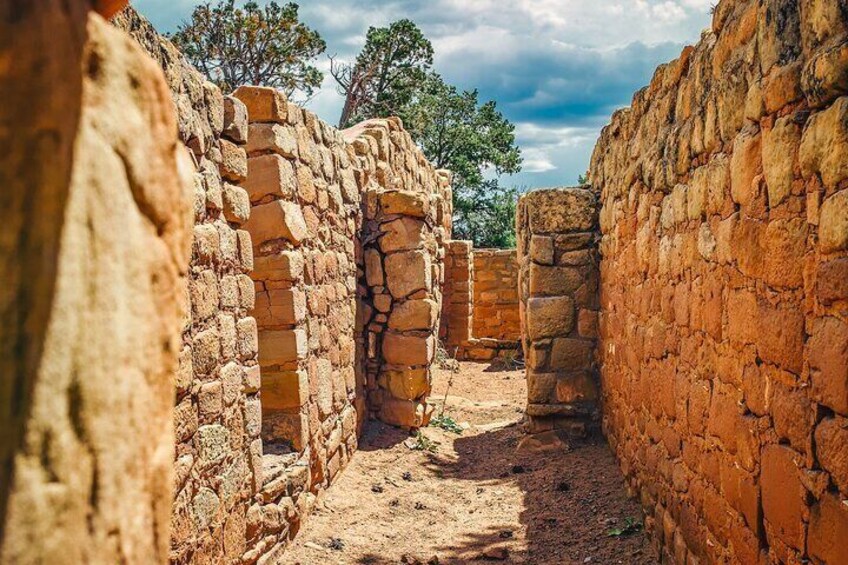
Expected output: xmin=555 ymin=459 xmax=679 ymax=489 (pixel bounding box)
xmin=284 ymin=362 xmax=656 ymax=565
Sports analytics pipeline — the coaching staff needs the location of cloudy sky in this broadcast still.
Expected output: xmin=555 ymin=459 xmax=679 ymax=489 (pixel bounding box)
xmin=134 ymin=0 xmax=713 ymax=188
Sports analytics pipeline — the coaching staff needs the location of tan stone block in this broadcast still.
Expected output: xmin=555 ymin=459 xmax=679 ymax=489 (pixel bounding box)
xmin=819 ymin=189 xmax=848 ymax=253
xmin=730 ymin=126 xmax=762 ymax=206
xmin=262 ymin=370 xmax=308 ymax=409
xmin=814 ymin=418 xmax=848 ymax=495
xmin=222 ymin=95 xmax=248 ymax=143
xmin=243 ymin=154 xmax=295 ymax=202
xmin=237 ymin=229 xmax=254 ymax=271
xmin=222 ymin=183 xmax=250 ymax=225
xmin=384 ymin=250 xmax=431 ymax=298
xmin=365 ymin=248 xmax=384 ymax=286
xmin=382 ymin=332 xmax=434 ymax=366
xmin=192 ymin=328 xmax=220 ymax=375
xmin=388 ymin=299 xmax=438 ymax=331
xmin=380 ymin=190 xmax=428 ymax=218
xmin=379 ymin=368 xmax=430 ymax=401
xmin=762 ymin=115 xmax=801 ymax=207
xmin=817 ymin=258 xmax=848 ymax=304
xmin=190 ymin=269 xmax=219 ymax=321
xmin=549 ymin=338 xmax=594 ymax=371
xmin=373 ymin=294 xmax=392 ymax=313
xmin=577 ymin=309 xmax=599 ymax=338
xmin=266 ymin=288 xmax=306 ymax=326
xmin=244 ymin=364 xmax=261 ymax=393
xmin=530 ymin=235 xmax=554 ymax=265
xmin=198 ymin=381 xmax=223 ymax=422
xmin=380 ymin=217 xmax=425 ymax=252
xmin=243 ymin=200 xmax=308 ymax=247
xmin=379 ymin=398 xmax=432 ymax=428
xmin=219 ymin=139 xmax=248 ymax=183
xmin=193 ymin=223 xmax=220 ymax=264
xmin=246 ymin=123 xmax=298 ymax=160
xmin=236 ymin=316 xmax=258 ymax=360
xmin=528 ymin=264 xmax=582 ymax=296
xmin=253 ymin=251 xmax=303 ymax=281
xmin=526 ymin=297 xmax=575 ymax=340
xmin=258 ymin=328 xmax=307 ymax=366
xmin=233 ymin=85 xmax=288 ymax=124
xmin=800 ymin=97 xmax=848 ymax=188
xmin=523 ymin=188 xmax=597 ymax=233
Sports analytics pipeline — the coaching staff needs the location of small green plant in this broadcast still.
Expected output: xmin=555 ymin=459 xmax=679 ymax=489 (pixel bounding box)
xmin=435 ymin=341 xmax=460 ymax=371
xmin=607 ymin=516 xmax=643 ymax=537
xmin=408 ymin=431 xmax=440 ymax=452
xmin=430 ymin=413 xmax=464 ymax=434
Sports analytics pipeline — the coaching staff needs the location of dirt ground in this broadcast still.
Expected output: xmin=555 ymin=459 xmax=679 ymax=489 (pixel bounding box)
xmin=284 ymin=362 xmax=656 ymax=565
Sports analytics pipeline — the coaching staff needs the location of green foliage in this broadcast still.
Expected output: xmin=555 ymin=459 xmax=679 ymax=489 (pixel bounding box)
xmin=577 ymin=172 xmax=588 ymax=185
xmin=407 ymin=431 xmax=440 ymax=453
xmin=171 ymin=1 xmax=325 ymax=96
xmin=332 ymin=19 xmax=433 ymax=127
xmin=430 ymin=414 xmax=464 ymax=435
xmin=338 ymin=24 xmax=523 ymax=249
xmin=606 ymin=517 xmax=643 ymax=537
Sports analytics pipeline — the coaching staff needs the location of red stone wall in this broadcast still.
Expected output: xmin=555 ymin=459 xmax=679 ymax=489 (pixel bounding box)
xmin=472 ymin=249 xmax=521 ymax=341
xmin=591 ymin=1 xmax=848 ymax=563
xmin=441 ymin=240 xmax=474 ymax=351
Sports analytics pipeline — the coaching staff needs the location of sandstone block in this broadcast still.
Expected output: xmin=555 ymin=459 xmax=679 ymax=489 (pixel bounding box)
xmin=243 ymin=200 xmax=308 ymax=247
xmin=800 ymin=96 xmax=848 ymax=188
xmin=222 ymin=183 xmax=250 ymax=225
xmin=243 ymin=154 xmax=295 ymax=203
xmin=222 ymin=95 xmax=248 ymax=143
xmin=761 ymin=444 xmax=805 ymax=551
xmin=530 ymin=235 xmax=554 ymax=265
xmin=730 ymin=126 xmax=762 ymax=207
xmin=528 ymin=264 xmax=582 ymax=296
xmin=526 ymin=297 xmax=575 ymax=340
xmin=365 ymin=248 xmax=384 ymax=287
xmin=808 ymin=492 xmax=848 ymax=564
xmin=379 ymin=398 xmax=431 ymax=429
xmin=810 ymin=316 xmax=848 ymax=416
xmin=380 ymin=190 xmax=428 ymax=218
xmin=555 ymin=372 xmax=598 ymax=403
xmin=382 ymin=332 xmax=434 ymax=366
xmin=236 ymin=317 xmax=258 ymax=360
xmin=380 ymin=217 xmax=425 ymax=253
xmin=262 ymin=370 xmax=309 ymax=410
xmin=388 ymin=299 xmax=438 ymax=331
xmin=379 ymin=368 xmax=430 ymax=401
xmin=816 ymin=258 xmax=848 ymax=304
xmin=219 ymin=139 xmax=248 ymax=183
xmin=819 ymin=189 xmax=848 ymax=253
xmin=258 ymin=329 xmax=307 ymax=366
xmin=523 ymin=188 xmax=597 ymax=233
xmin=253 ymin=251 xmax=303 ymax=281
xmin=762 ymin=115 xmax=801 ymax=207
xmin=384 ymin=250 xmax=431 ymax=298
xmin=549 ymin=339 xmax=594 ymax=371
xmin=246 ymin=123 xmax=298 ymax=158
xmin=233 ymin=85 xmax=288 ymax=124
xmin=814 ymin=418 xmax=848 ymax=495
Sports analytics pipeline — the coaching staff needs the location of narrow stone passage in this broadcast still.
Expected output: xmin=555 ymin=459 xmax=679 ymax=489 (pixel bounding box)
xmin=284 ymin=362 xmax=654 ymax=565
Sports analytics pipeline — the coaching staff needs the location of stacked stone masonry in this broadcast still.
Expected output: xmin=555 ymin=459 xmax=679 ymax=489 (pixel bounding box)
xmin=590 ymin=1 xmax=848 ymax=563
xmin=441 ymin=243 xmax=522 ymax=361
xmin=115 ymin=9 xmax=451 ymax=564
xmin=349 ymin=118 xmax=453 ymax=429
xmin=517 ymin=189 xmax=601 ymax=438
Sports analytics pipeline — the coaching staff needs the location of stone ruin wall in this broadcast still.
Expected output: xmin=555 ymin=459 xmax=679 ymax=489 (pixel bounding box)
xmin=441 ymin=244 xmax=521 ymax=361
xmin=351 ymin=118 xmax=453 ymax=429
xmin=472 ymin=250 xmax=521 ymax=341
xmin=114 ymin=9 xmax=452 ymax=564
xmin=590 ymin=1 xmax=848 ymax=563
xmin=1 ymin=6 xmax=192 ymax=563
xmin=516 ymin=189 xmax=601 ymax=438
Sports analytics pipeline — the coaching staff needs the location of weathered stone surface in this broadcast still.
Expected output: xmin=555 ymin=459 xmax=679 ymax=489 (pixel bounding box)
xmin=246 ymin=123 xmax=298 ymax=158
xmin=233 ymin=85 xmax=288 ymax=124
xmin=223 ymin=183 xmax=251 ymax=225
xmin=808 ymin=492 xmax=848 ymax=564
xmin=819 ymin=189 xmax=848 ymax=253
xmin=262 ymin=370 xmax=309 ymax=410
xmin=384 ymin=250 xmax=432 ymax=298
xmin=380 ymin=190 xmax=428 ymax=218
xmin=258 ymin=329 xmax=307 ymax=366
xmin=379 ymin=369 xmax=430 ymax=401
xmin=382 ymin=332 xmax=435 ymax=367
xmin=223 ymin=95 xmax=248 ymax=143
xmin=762 ymin=116 xmax=801 ymax=207
xmin=761 ymin=445 xmax=805 ymax=550
xmin=526 ymin=297 xmax=575 ymax=340
xmin=388 ymin=299 xmax=438 ymax=331
xmin=243 ymin=200 xmax=308 ymax=246
xmin=219 ymin=139 xmax=248 ymax=182
xmin=243 ymin=154 xmax=295 ymax=202
xmin=524 ymin=188 xmax=597 ymax=233
xmin=0 ymin=12 xmax=191 ymax=563
xmin=809 ymin=316 xmax=848 ymax=416
xmin=380 ymin=217 xmax=425 ymax=253
xmin=800 ymin=96 xmax=848 ymax=188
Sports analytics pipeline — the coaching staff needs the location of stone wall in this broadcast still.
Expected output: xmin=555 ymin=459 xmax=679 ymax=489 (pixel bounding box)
xmin=350 ymin=118 xmax=453 ymax=429
xmin=1 ymin=6 xmax=191 ymax=563
xmin=590 ymin=1 xmax=848 ymax=563
xmin=472 ymin=249 xmax=520 ymax=341
xmin=440 ymin=244 xmax=521 ymax=361
xmin=517 ymin=189 xmax=601 ymax=438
